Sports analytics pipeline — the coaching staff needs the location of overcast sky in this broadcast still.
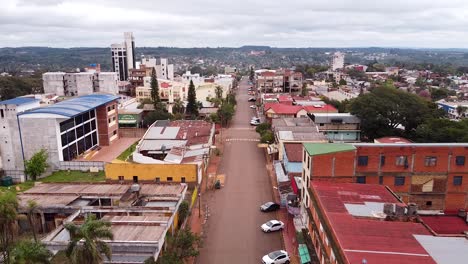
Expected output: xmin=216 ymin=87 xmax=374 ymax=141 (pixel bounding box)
xmin=2 ymin=0 xmax=468 ymax=48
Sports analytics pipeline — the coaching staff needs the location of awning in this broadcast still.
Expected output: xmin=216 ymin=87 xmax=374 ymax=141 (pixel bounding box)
xmin=298 ymin=244 xmax=311 ymax=264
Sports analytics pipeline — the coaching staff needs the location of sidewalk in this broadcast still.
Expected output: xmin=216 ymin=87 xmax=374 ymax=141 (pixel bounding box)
xmin=265 ymin=152 xmax=300 ymax=264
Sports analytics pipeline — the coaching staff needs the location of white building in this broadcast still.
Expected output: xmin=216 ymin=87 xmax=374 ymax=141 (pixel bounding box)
xmin=331 ymin=52 xmax=345 ymax=71
xmin=43 ymin=72 xmax=118 ymax=96
xmin=0 ymin=97 xmax=41 ymax=181
xmin=111 ymin=32 xmax=135 ymax=81
xmin=140 ymin=57 xmax=174 ymax=81
xmin=179 ymin=71 xmax=204 ymax=85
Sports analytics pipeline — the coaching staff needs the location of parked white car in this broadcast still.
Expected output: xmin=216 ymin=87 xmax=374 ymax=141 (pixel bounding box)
xmin=250 ymin=120 xmax=260 ymax=126
xmin=262 ymin=250 xmax=290 ymax=264
xmin=250 ymin=105 xmax=256 ymax=109
xmin=261 ymin=220 xmax=284 ymax=232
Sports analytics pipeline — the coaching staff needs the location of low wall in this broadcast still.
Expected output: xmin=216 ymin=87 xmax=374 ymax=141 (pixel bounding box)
xmin=58 ymin=161 xmax=106 ymax=171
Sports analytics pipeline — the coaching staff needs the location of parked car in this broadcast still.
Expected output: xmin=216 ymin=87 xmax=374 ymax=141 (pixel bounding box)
xmin=251 ymin=117 xmax=260 ymax=122
xmin=250 ymin=120 xmax=260 ymax=126
xmin=250 ymin=105 xmax=257 ymax=109
xmin=248 ymin=97 xmax=256 ymax=102
xmin=262 ymin=250 xmax=290 ymax=264
xmin=261 ymin=220 xmax=284 ymax=232
xmin=260 ymin=202 xmax=280 ymax=212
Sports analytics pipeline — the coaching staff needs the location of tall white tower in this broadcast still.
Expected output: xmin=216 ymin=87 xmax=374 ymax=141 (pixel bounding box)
xmin=331 ymin=52 xmax=345 ymax=71
xmin=111 ymin=32 xmax=136 ymax=81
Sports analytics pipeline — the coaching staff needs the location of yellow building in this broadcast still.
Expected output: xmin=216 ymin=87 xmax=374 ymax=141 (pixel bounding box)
xmin=105 ymin=163 xmax=198 ymax=185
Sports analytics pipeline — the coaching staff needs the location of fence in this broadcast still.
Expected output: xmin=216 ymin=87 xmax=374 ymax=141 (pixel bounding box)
xmin=58 ymin=161 xmax=106 ymax=171
xmin=119 ymin=128 xmax=146 ymax=138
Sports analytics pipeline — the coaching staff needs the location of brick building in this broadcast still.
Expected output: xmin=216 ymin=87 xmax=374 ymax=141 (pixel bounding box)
xmin=302 ymin=182 xmax=452 ymax=264
xmin=301 ymin=142 xmax=468 ymax=212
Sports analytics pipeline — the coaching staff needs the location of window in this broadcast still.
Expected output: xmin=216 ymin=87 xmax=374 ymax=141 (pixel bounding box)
xmin=396 ymin=156 xmax=408 ymax=167
xmin=379 ymin=176 xmax=383 ymax=185
xmin=380 ymin=155 xmax=386 ymax=166
xmin=357 ymin=156 xmax=368 ymax=166
xmin=181 ymin=177 xmax=186 ymax=183
xmin=303 ymin=150 xmax=306 ymax=162
xmin=425 ymin=156 xmax=437 ymax=167
xmin=356 ymin=176 xmax=366 ymax=184
xmin=307 ymin=156 xmax=311 ymax=169
xmin=155 ymin=177 xmax=160 ymax=183
xmin=118 ymin=176 xmax=124 ymax=181
xmin=167 ymin=177 xmax=173 ymax=182
xmin=456 ymin=156 xmax=465 ymax=166
xmin=133 ymin=176 xmax=138 ymax=183
xmin=426 ymin=201 xmax=432 ymax=206
xmin=394 ymin=176 xmax=405 ymax=186
xmin=454 ymin=176 xmax=463 ymax=186
xmin=0 ymin=109 xmax=3 ymax=118
xmin=113 ymin=130 xmax=117 ymax=135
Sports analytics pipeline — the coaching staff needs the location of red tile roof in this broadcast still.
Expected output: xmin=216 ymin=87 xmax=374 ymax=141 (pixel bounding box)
xmin=303 ymin=104 xmax=338 ymax=113
xmin=284 ymin=143 xmax=303 ymax=162
xmin=420 ymin=215 xmax=468 ymax=235
xmin=265 ymin=104 xmax=304 ymax=115
xmin=170 ymin=120 xmax=212 ymax=146
xmin=160 ymin=82 xmax=171 ymax=88
xmin=278 ymin=95 xmax=293 ymax=104
xmin=260 ymin=71 xmax=276 ymax=77
xmin=311 ymin=182 xmax=436 ymax=264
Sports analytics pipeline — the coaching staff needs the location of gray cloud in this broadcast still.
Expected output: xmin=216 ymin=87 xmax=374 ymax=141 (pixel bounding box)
xmin=1 ymin=0 xmax=468 ymax=48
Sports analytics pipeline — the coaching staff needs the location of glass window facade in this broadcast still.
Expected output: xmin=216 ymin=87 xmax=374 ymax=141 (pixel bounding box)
xmin=59 ymin=110 xmax=99 ymax=161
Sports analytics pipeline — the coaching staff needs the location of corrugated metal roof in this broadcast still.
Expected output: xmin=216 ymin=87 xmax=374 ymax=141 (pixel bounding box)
xmin=0 ymin=97 xmax=39 ymax=105
xmin=145 ymin=127 xmax=180 ymax=140
xmin=303 ymin=143 xmax=355 ymax=156
xmin=139 ymin=140 xmax=186 ymax=151
xmin=414 ymin=235 xmax=468 ymax=264
xmin=19 ymin=94 xmax=118 ymax=118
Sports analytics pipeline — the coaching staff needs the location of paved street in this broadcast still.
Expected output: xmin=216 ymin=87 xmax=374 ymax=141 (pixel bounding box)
xmin=198 ymin=77 xmax=282 ymax=263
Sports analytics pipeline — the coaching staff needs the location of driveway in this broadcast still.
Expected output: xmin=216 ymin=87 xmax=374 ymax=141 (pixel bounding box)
xmin=197 ymin=77 xmax=282 ymax=263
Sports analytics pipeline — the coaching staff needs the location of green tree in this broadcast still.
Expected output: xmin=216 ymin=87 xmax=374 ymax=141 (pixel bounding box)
xmin=168 ymin=228 xmax=200 ymax=261
xmin=260 ymin=131 xmax=274 ymax=143
xmin=217 ymin=102 xmax=235 ymax=127
xmin=186 ymin=80 xmax=198 ymax=118
xmin=64 ymin=214 xmax=113 ymax=264
xmin=255 ymin=123 xmax=271 ymax=134
xmin=138 ymin=98 xmax=153 ymax=109
xmin=25 ymin=200 xmax=39 ymax=242
xmin=215 ymin=86 xmax=223 ymax=100
xmin=349 ymin=83 xmax=433 ymax=140
xmin=177 ymin=201 xmax=189 ymax=227
xmin=415 ymin=118 xmax=468 ymax=142
xmin=339 ymin=79 xmax=347 ymax=86
xmin=25 ymin=149 xmax=48 ymax=181
xmin=150 ymin=68 xmax=161 ymax=110
xmin=11 ymin=240 xmax=52 ymax=264
xmin=144 ymin=110 xmax=172 ymax=127
xmin=456 ymin=105 xmax=467 ymax=118
xmin=172 ymin=99 xmax=184 ymax=115
xmin=301 ymin=83 xmax=308 ymax=97
xmin=0 ymin=192 xmax=18 ymax=264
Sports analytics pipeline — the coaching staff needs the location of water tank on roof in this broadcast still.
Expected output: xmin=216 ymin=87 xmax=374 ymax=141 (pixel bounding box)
xmin=395 ymin=204 xmax=406 ymax=216
xmin=131 ymin=183 xmax=141 ymax=193
xmin=383 ymin=203 xmax=394 ymax=215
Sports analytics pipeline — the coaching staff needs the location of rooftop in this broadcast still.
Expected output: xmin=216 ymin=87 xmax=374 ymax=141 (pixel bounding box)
xmin=284 ymin=143 xmax=303 ymax=162
xmin=19 ymin=94 xmax=118 ymax=118
xmin=303 ymin=104 xmax=338 ymax=113
xmin=420 ymin=215 xmax=468 ymax=235
xmin=303 ymin=143 xmax=355 ymax=156
xmin=265 ymin=104 xmax=304 ymax=115
xmin=0 ymin=97 xmax=39 ymax=106
xmin=311 ymin=182 xmax=436 ymax=264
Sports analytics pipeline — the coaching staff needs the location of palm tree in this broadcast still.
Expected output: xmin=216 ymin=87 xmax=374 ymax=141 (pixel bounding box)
xmin=64 ymin=214 xmax=113 ymax=264
xmin=172 ymin=99 xmax=184 ymax=114
xmin=11 ymin=240 xmax=52 ymax=264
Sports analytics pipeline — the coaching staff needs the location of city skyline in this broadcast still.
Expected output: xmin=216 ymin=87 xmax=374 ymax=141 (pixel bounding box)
xmin=2 ymin=0 xmax=468 ymax=48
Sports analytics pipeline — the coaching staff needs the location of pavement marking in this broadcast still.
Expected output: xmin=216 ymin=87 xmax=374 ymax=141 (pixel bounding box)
xmin=225 ymin=138 xmax=260 ymax=142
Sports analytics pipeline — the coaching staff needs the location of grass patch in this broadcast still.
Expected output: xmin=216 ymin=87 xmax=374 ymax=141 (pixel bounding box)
xmin=41 ymin=170 xmax=105 ymax=183
xmin=116 ymin=140 xmax=139 ymax=161
xmin=0 ymin=170 xmax=105 ymax=195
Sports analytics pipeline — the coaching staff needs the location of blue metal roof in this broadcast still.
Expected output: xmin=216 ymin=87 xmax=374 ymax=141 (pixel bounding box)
xmin=19 ymin=94 xmax=118 ymax=118
xmin=0 ymin=97 xmax=39 ymax=105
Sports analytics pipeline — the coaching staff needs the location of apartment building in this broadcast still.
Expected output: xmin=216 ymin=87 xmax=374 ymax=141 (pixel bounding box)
xmin=43 ymin=72 xmax=119 ymax=96
xmin=139 ymin=57 xmax=174 ymax=80
xmin=301 ymin=142 xmax=468 ymax=211
xmin=309 ymin=113 xmax=361 ymax=142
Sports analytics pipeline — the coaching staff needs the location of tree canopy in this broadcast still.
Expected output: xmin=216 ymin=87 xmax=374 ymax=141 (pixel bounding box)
xmin=150 ymin=68 xmax=161 ymax=110
xmin=349 ymin=83 xmax=439 ymax=140
xmin=185 ymin=80 xmax=198 ymax=118
xmin=25 ymin=149 xmax=48 ymax=181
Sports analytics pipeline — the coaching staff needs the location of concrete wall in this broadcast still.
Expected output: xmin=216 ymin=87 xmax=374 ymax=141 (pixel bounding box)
xmin=43 ymin=73 xmax=66 ymax=96
xmin=105 ymin=163 xmax=198 ymax=183
xmin=97 ymin=73 xmax=119 ymax=95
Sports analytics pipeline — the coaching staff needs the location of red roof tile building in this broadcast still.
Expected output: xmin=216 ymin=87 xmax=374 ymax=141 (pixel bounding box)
xmin=303 ymin=182 xmax=438 ymax=264
xmin=302 ymin=142 xmax=468 ymax=212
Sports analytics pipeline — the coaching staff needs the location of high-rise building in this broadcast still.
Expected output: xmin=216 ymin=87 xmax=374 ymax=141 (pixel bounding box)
xmin=331 ymin=51 xmax=345 ymax=71
xmin=139 ymin=57 xmax=174 ymax=80
xmin=111 ymin=32 xmax=136 ymax=81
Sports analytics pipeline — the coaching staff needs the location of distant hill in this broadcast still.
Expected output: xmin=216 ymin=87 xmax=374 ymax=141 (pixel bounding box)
xmin=2 ymin=46 xmax=468 ymax=73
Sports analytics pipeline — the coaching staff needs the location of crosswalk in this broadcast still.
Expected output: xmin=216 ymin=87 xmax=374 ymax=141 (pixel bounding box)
xmin=225 ymin=138 xmax=260 ymax=142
